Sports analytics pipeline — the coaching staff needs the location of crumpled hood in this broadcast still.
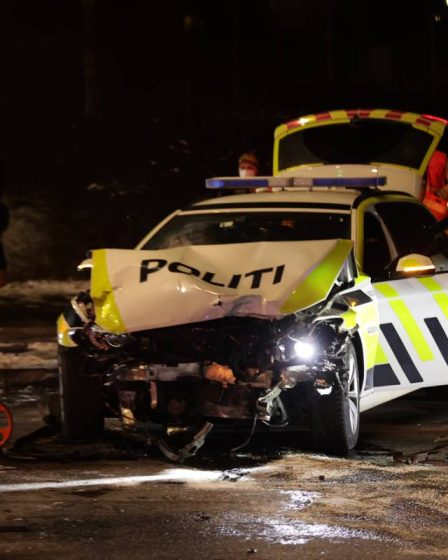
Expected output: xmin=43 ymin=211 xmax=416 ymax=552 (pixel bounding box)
xmin=90 ymin=239 xmax=353 ymax=333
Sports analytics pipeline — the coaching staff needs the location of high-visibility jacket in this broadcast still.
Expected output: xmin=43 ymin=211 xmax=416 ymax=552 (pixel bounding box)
xmin=423 ymin=150 xmax=448 ymax=221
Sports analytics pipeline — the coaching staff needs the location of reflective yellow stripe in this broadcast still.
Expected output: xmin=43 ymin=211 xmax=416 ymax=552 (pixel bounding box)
xmin=280 ymin=239 xmax=353 ymax=313
xmin=389 ymin=300 xmax=434 ymax=361
xmin=355 ymin=274 xmax=370 ymax=286
xmin=273 ymin=140 xmax=279 ymax=175
xmin=433 ymin=293 xmax=448 ymax=320
xmin=357 ymin=306 xmax=379 ymax=370
xmin=341 ymin=308 xmax=357 ymax=330
xmin=329 ymin=110 xmax=350 ymax=120
xmin=376 ymin=278 xmax=435 ymax=361
xmin=350 ymin=276 xmax=379 ymax=369
xmin=375 ymin=283 xmax=399 ymax=298
xmin=418 ymin=277 xmax=443 ymax=292
xmin=57 ymin=314 xmax=77 ymax=348
xmin=420 ymin=135 xmax=441 ymax=176
xmin=374 ymin=342 xmax=389 ymax=365
xmin=418 ymin=277 xmax=448 ymax=319
xmin=91 ymin=250 xmax=126 ymax=333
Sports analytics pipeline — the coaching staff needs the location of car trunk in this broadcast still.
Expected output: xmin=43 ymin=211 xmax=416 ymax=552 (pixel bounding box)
xmin=273 ymin=109 xmax=447 ymax=198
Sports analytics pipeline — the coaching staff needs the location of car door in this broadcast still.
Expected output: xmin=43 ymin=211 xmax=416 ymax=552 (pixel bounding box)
xmin=358 ymin=197 xmax=448 ymax=411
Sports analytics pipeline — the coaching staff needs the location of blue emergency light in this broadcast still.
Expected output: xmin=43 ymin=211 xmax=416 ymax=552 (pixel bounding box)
xmin=205 ymin=176 xmax=387 ymax=190
xmin=206 ymin=177 xmax=277 ymax=189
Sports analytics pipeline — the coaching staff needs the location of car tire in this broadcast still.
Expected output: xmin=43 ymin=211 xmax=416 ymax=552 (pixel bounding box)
xmin=58 ymin=346 xmax=104 ymax=439
xmin=311 ymin=342 xmax=360 ymax=453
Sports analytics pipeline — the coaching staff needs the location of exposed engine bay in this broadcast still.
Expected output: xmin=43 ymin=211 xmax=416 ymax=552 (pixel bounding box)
xmin=61 ymin=290 xmax=356 ymax=462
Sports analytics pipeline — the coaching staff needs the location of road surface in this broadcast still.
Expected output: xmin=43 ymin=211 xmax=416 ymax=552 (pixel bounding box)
xmin=1 ymin=282 xmax=448 ymax=559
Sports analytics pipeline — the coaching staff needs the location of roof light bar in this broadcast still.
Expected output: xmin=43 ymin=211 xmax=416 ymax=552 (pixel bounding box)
xmin=206 ymin=177 xmax=292 ymax=189
xmin=205 ymin=176 xmax=387 ymax=190
xmin=299 ymin=177 xmax=387 ymax=187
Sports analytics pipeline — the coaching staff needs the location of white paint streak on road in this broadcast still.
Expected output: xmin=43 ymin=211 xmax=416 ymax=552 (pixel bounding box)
xmin=0 ymin=468 xmax=225 ymax=493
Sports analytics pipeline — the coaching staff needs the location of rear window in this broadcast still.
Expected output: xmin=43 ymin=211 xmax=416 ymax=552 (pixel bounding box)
xmin=278 ymin=120 xmax=433 ymax=171
xmin=142 ymin=211 xmax=351 ymax=249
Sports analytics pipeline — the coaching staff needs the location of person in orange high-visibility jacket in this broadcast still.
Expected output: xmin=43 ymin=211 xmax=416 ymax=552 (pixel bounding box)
xmin=423 ymin=150 xmax=448 ymax=221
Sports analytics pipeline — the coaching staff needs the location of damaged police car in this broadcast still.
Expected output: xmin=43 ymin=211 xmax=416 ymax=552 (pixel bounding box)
xmin=57 ymin=109 xmax=448 ymax=461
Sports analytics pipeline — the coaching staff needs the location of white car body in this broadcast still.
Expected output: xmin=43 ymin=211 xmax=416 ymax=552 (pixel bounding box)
xmin=56 ymin=109 xmax=448 ymax=460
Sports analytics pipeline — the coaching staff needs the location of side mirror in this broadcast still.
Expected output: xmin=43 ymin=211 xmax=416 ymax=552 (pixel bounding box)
xmin=395 ymin=253 xmax=435 ymax=276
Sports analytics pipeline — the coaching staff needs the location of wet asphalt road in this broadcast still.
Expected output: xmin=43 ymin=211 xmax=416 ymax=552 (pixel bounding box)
xmin=1 ymin=286 xmax=448 ymax=559
xmin=1 ymin=396 xmax=448 ymax=560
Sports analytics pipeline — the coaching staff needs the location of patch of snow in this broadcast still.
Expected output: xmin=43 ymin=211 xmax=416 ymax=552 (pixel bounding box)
xmin=0 ymin=280 xmax=88 ymax=301
xmin=1 ymin=385 xmax=42 ymax=406
xmin=0 ymin=341 xmax=57 ymax=370
xmin=281 ymin=490 xmax=321 ymax=511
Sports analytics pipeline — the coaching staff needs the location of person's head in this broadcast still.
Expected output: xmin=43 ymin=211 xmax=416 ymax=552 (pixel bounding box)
xmin=238 ymin=153 xmax=259 ymax=177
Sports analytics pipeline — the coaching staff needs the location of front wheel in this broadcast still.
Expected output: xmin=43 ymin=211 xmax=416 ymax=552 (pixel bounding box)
xmin=58 ymin=346 xmax=104 ymax=439
xmin=311 ymin=343 xmax=360 ymax=453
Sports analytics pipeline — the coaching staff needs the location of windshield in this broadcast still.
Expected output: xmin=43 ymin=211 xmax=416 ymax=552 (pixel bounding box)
xmin=142 ymin=211 xmax=351 ymax=249
xmin=278 ymin=120 xmax=433 ymax=171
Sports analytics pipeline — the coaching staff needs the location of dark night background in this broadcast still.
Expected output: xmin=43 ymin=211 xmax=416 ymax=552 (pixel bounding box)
xmin=1 ymin=0 xmax=448 ymax=280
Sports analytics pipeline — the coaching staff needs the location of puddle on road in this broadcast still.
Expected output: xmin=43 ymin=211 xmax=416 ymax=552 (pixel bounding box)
xmin=218 ymin=511 xmax=392 ymax=546
xmin=1 ymin=415 xmax=447 ymax=553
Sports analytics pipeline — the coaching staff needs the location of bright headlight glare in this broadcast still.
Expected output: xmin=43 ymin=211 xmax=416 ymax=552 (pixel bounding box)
xmin=293 ymin=340 xmax=315 ymax=360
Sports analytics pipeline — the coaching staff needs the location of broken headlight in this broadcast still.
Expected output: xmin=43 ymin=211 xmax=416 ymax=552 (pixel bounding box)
xmin=293 ymin=339 xmax=316 ymax=360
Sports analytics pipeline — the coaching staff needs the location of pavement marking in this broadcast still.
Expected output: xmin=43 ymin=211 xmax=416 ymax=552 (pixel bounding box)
xmin=0 ymin=468 xmax=226 ymax=493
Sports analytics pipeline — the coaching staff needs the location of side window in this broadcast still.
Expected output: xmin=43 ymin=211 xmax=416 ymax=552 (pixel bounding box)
xmin=363 ymin=212 xmax=391 ymax=279
xmin=375 ymin=201 xmax=444 ymax=256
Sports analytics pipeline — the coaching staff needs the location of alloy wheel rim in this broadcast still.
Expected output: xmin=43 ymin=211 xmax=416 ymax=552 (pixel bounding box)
xmin=346 ymin=351 xmax=360 ymax=435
